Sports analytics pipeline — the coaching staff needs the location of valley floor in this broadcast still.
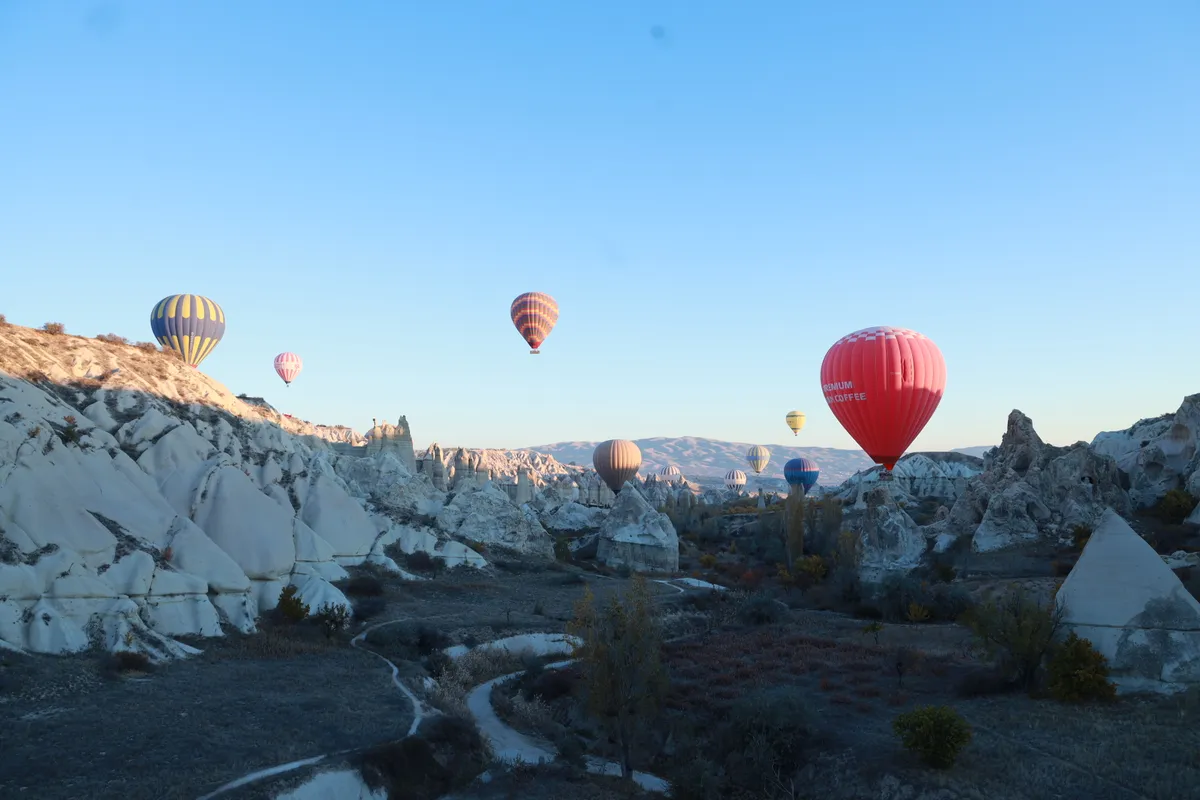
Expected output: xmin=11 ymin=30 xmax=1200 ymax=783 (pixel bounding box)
xmin=1 ymin=560 xmax=1197 ymax=800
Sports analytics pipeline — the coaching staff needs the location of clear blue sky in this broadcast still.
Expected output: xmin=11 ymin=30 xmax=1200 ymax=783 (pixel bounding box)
xmin=2 ymin=1 xmax=1197 ymax=453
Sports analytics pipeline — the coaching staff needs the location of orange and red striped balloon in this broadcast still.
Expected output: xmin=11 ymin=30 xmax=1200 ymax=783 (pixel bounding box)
xmin=510 ymin=292 xmax=559 ymax=354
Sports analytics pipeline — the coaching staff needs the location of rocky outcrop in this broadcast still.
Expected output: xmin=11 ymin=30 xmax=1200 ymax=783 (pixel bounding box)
xmin=436 ymin=482 xmax=555 ymax=558
xmin=1057 ymin=509 xmax=1200 ymax=694
xmin=595 ymin=484 xmax=679 ymax=573
xmin=1092 ymin=394 xmax=1200 ymax=509
xmin=0 ymin=349 xmax=476 ymax=657
xmin=838 ymin=452 xmax=983 ymax=506
xmin=540 ymin=502 xmax=606 ymax=533
xmin=856 ymin=485 xmax=927 ymax=583
xmin=928 ymin=411 xmax=1131 ymax=553
xmin=366 ymin=416 xmax=418 ymax=473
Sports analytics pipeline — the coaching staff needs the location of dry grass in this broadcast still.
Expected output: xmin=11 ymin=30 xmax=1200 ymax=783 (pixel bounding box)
xmin=422 ymin=647 xmax=530 ymax=718
xmin=214 ymin=625 xmax=345 ymax=660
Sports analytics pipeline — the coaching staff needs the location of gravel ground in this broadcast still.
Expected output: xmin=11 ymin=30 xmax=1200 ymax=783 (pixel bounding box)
xmin=0 ymin=632 xmax=413 ymax=800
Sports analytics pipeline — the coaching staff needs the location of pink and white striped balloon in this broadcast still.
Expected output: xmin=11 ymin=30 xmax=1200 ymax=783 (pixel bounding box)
xmin=274 ymin=352 xmax=303 ymax=386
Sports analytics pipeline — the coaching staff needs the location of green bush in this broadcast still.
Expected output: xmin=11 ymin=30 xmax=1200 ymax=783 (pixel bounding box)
xmin=1151 ymin=489 xmax=1198 ymax=524
xmin=893 ymin=705 xmax=972 ymax=768
xmin=276 ymin=584 xmax=310 ymax=622
xmin=1047 ymin=632 xmax=1116 ymax=703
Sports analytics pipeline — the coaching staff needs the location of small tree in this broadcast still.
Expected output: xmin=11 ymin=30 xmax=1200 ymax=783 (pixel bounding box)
xmin=568 ymin=575 xmax=668 ymax=780
xmin=782 ymin=491 xmax=805 ymax=564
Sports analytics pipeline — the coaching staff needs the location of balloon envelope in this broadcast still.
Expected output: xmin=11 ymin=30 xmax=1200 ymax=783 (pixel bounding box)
xmin=785 ymin=410 xmax=806 ymax=436
xmin=150 ymin=294 xmax=226 ymax=368
xmin=593 ymin=439 xmax=642 ymax=493
xmin=820 ymin=326 xmax=946 ymax=471
xmin=783 ymin=457 xmax=820 ymax=493
xmin=510 ymin=292 xmax=559 ymax=354
xmin=746 ymin=445 xmax=771 ymax=474
xmin=724 ymin=469 xmax=747 ymax=490
xmin=659 ymin=465 xmax=682 ymax=479
xmin=274 ymin=352 xmax=303 ymax=385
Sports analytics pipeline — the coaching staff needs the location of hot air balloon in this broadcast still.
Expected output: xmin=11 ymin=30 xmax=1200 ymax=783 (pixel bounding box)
xmin=724 ymin=469 xmax=747 ymax=490
xmin=786 ymin=410 xmax=806 ymax=436
xmin=510 ymin=292 xmax=559 ymax=354
xmin=746 ymin=445 xmax=770 ymax=474
xmin=659 ymin=465 xmax=682 ymax=480
xmin=783 ymin=457 xmax=820 ymax=494
xmin=274 ymin=352 xmax=303 ymax=387
xmin=150 ymin=294 xmax=226 ymax=369
xmin=820 ymin=326 xmax=946 ymax=471
xmin=593 ymin=439 xmax=642 ymax=494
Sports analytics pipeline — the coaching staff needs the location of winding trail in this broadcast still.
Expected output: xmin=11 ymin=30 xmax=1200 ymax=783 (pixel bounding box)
xmin=466 ymin=659 xmax=670 ymax=794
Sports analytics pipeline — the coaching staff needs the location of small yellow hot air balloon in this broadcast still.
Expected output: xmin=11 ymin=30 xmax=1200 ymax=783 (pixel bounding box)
xmin=786 ymin=410 xmax=806 ymax=436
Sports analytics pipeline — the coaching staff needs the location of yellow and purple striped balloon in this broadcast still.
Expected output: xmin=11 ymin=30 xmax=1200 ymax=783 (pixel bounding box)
xmin=150 ymin=294 xmax=226 ymax=369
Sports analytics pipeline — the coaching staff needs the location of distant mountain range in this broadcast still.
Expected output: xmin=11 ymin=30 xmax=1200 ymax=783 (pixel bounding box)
xmin=524 ymin=437 xmax=994 ymax=487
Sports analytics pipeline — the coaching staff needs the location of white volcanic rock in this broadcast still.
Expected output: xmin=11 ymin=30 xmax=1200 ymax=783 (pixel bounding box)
xmin=0 ymin=325 xmax=490 ymax=655
xmin=837 ymin=452 xmax=984 ymax=506
xmin=925 ymin=410 xmax=1131 ymax=553
xmin=1092 ymin=394 xmax=1200 ymax=508
xmin=540 ymin=501 xmax=606 ymax=532
xmin=1057 ymin=509 xmax=1200 ymax=694
xmin=856 ymin=485 xmax=927 ymax=583
xmin=596 ymin=484 xmax=679 ymax=573
xmin=437 ymin=482 xmax=554 ymax=558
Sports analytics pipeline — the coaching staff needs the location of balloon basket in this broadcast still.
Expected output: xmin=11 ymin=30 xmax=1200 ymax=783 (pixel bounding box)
xmin=529 ymin=349 xmax=540 ymax=355
xmin=879 ymin=470 xmax=895 ymax=482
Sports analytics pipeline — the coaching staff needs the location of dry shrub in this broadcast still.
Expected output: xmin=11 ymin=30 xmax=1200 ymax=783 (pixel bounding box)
xmin=424 ymin=647 xmax=529 ymax=717
xmin=41 ymin=322 xmax=65 ymax=335
xmin=105 ymin=650 xmax=154 ymax=675
xmin=357 ymin=715 xmax=490 ymax=800
xmin=0 ymin=313 xmax=8 ymax=326
xmin=1150 ymin=489 xmax=1199 ymax=525
xmin=134 ymin=341 xmax=159 ymax=352
xmin=95 ymin=333 xmax=129 ymax=345
xmin=964 ymin=589 xmax=1062 ymax=691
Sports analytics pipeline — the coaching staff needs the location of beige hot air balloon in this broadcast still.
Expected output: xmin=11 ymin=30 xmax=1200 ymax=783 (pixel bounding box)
xmin=785 ymin=410 xmax=807 ymax=436
xmin=592 ymin=439 xmax=642 ymax=494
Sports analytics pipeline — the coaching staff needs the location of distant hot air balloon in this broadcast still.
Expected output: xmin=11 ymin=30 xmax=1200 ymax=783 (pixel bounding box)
xmin=783 ymin=457 xmax=820 ymax=494
xmin=510 ymin=292 xmax=559 ymax=354
xmin=150 ymin=294 xmax=226 ymax=369
xmin=785 ymin=410 xmax=806 ymax=436
xmin=274 ymin=352 xmax=303 ymax=387
xmin=724 ymin=469 xmax=747 ymax=490
xmin=820 ymin=326 xmax=946 ymax=471
xmin=659 ymin=465 xmax=682 ymax=480
xmin=746 ymin=445 xmax=771 ymax=475
xmin=593 ymin=439 xmax=642 ymax=494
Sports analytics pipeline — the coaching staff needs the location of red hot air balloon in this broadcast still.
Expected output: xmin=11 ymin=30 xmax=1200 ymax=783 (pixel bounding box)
xmin=510 ymin=292 xmax=559 ymax=354
xmin=820 ymin=326 xmax=946 ymax=471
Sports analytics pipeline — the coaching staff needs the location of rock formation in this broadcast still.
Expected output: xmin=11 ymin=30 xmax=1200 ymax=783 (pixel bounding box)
xmin=928 ymin=410 xmax=1130 ymax=553
xmin=436 ymin=482 xmax=554 ymax=558
xmin=856 ymin=486 xmax=927 ymax=583
xmin=0 ymin=327 xmax=482 ymax=657
xmin=1092 ymin=394 xmax=1200 ymax=510
xmin=366 ymin=416 xmax=417 ymax=473
xmin=594 ymin=483 xmax=679 ymax=572
xmin=1057 ymin=509 xmax=1200 ymax=694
